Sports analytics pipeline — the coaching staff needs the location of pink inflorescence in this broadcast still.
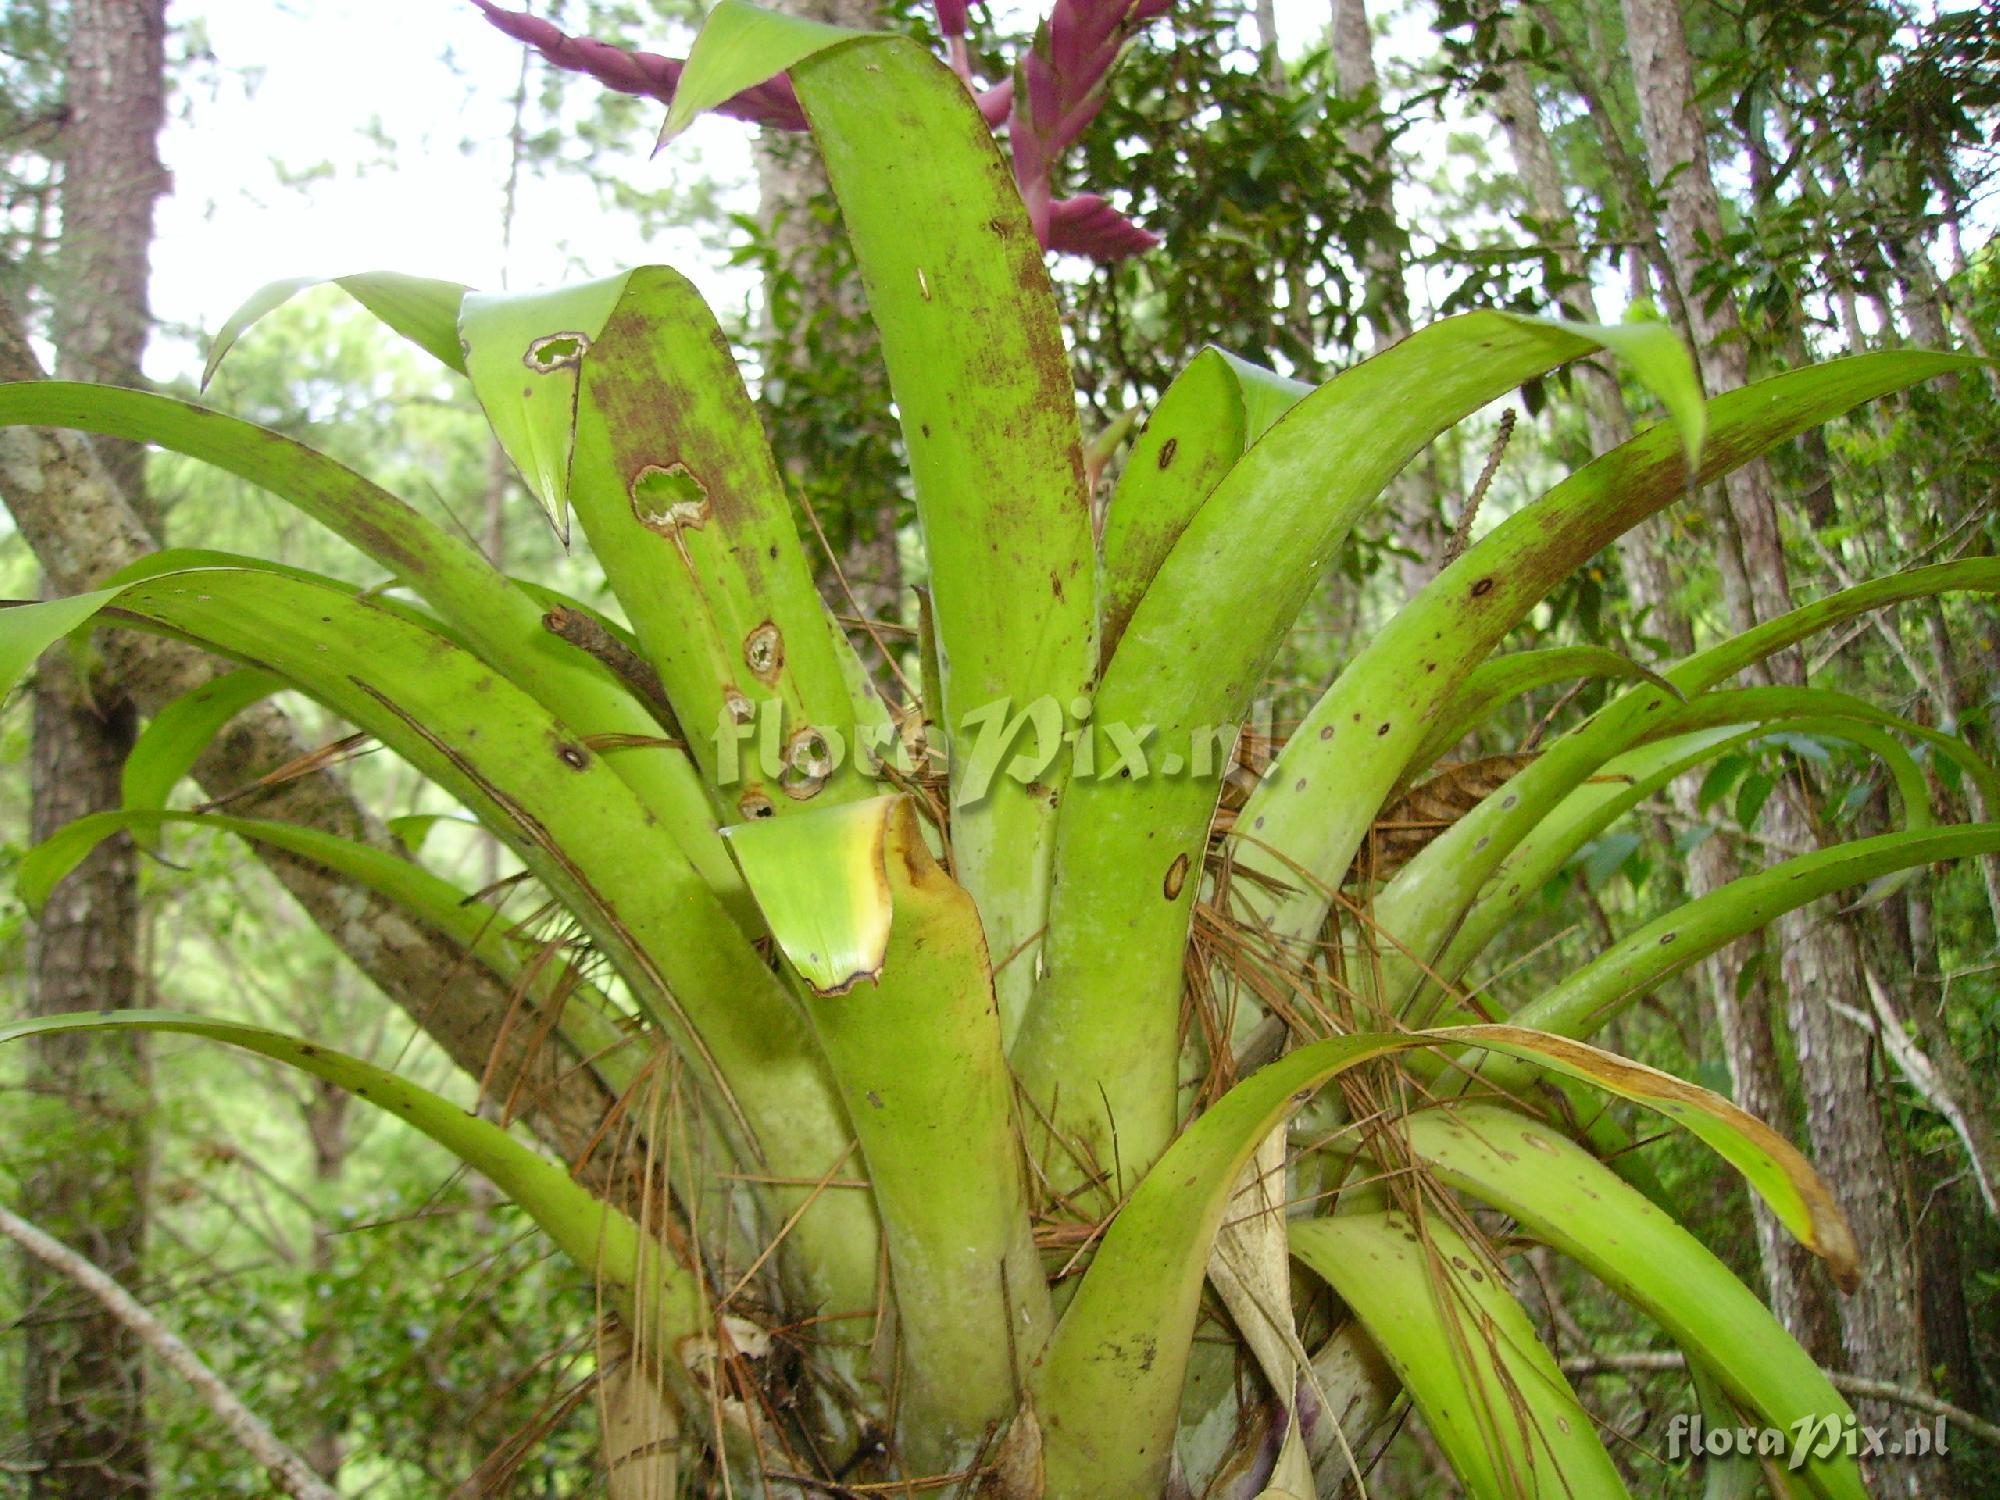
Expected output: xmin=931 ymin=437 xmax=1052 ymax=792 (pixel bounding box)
xmin=469 ymin=0 xmax=1160 ymax=262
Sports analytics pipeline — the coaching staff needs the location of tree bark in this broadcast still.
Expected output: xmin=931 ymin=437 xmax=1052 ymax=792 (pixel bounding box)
xmin=19 ymin=5 xmax=169 ymax=1493
xmin=48 ymin=0 xmax=167 ymax=507
xmin=1618 ymin=0 xmax=1945 ymax=1486
xmin=300 ymin=1081 xmax=350 ymax=1483
xmin=22 ymin=651 xmax=151 ymax=1499
xmin=1329 ymin=0 xmax=1438 ymax=601
xmin=1492 ymin=26 xmax=1839 ymax=1361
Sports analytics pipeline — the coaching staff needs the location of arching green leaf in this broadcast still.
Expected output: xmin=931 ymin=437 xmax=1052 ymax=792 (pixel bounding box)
xmin=1408 ymin=1104 xmax=1866 ymax=1500
xmin=122 ymin=669 xmax=284 ymax=818
xmin=203 ymin=271 xmax=469 ymax=388
xmin=1290 ymin=1211 xmax=1626 ymax=1500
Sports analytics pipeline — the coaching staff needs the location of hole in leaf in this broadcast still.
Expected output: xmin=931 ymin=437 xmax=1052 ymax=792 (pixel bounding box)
xmin=523 ymin=331 xmax=589 ymax=373
xmin=631 ymin=463 xmax=710 ymax=534
xmin=779 ymin=727 xmax=833 ymax=801
xmin=744 ymin=622 xmax=784 ymax=683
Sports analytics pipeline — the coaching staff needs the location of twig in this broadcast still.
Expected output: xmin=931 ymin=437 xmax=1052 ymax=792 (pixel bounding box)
xmin=0 ymin=1203 xmax=341 ymax=1500
xmin=1559 ymin=1350 xmax=2000 ymax=1448
xmin=541 ymin=606 xmax=680 ymax=732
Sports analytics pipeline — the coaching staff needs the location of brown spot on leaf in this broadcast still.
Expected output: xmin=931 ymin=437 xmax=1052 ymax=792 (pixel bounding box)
xmin=1163 ymin=852 xmax=1190 ymax=900
xmin=1157 ymin=437 xmax=1179 ymax=469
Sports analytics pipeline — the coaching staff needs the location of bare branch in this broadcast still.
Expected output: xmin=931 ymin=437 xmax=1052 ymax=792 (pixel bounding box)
xmin=0 ymin=1202 xmax=342 ymax=1500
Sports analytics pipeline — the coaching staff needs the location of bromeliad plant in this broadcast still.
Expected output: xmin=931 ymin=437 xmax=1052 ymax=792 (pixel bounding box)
xmin=4 ymin=5 xmax=1996 ymax=1494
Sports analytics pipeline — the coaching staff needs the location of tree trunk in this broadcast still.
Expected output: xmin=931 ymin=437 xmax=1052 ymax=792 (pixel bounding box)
xmin=20 ymin=5 xmax=169 ymax=1493
xmin=1618 ymin=0 xmax=1944 ymax=1486
xmin=22 ymin=655 xmax=151 ymax=1499
xmin=300 ymin=1081 xmax=350 ymax=1483
xmin=1491 ymin=36 xmax=1838 ymax=1360
xmin=1329 ymin=0 xmax=1436 ymax=601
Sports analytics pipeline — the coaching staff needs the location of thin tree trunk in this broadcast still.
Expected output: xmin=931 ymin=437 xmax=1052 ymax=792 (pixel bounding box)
xmin=1492 ymin=36 xmax=1837 ymax=1359
xmin=23 ymin=657 xmax=151 ymax=1500
xmin=1329 ymin=0 xmax=1436 ymax=601
xmin=1619 ymin=1 xmax=1943 ymax=1486
xmin=300 ymin=1082 xmax=350 ymax=1483
xmin=20 ymin=5 xmax=168 ymax=1493
xmin=0 ymin=1205 xmax=339 ymax=1500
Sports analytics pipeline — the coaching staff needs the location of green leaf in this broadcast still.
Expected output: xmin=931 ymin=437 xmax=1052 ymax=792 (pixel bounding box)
xmin=0 ymin=382 xmax=738 ymax=908
xmin=1451 ymin=1025 xmax=1859 ymax=1282
xmin=1489 ymin=824 xmax=2000 ymax=1148
xmin=95 ymin=565 xmax=880 ymax=1323
xmin=724 ymin=795 xmax=1049 ymax=1466
xmin=1408 ymin=644 xmax=1680 ymax=779
xmin=1212 ymin=347 xmax=1315 ymax=442
xmin=1415 ymin=715 xmax=1936 ymax=1019
xmin=1029 ymin=1021 xmax=1856 ymax=1491
xmin=660 ymin=0 xmax=854 ymax=142
xmin=0 ymin=1010 xmax=703 ymax=1408
xmin=16 ymin=807 xmax=642 ymax=1098
xmin=1698 ymin=754 xmax=1747 ymax=812
xmin=1734 ymin=769 xmax=1776 ymax=829
xmin=0 ymin=588 xmax=122 ymax=704
xmin=1020 ymin=311 xmax=1679 ymax=1194
xmin=1099 ymin=347 xmax=1311 ymax=664
xmin=203 ymin=271 xmax=469 ymax=388
xmin=1323 ymin=568 xmax=2000 ymax=1027
xmin=1543 ymin=314 xmax=1705 ymax=461
xmin=460 ymin=273 xmax=630 ymax=543
xmin=1098 ymin=351 xmax=1248 ymax=666
xmin=575 ymin=271 xmax=877 ymax=803
xmin=1408 ymin=1104 xmax=1867 ymax=1500
xmin=1290 ymin=1211 xmax=1627 ymax=1500
xmin=1648 ymin=684 xmax=2000 ymax=813
xmin=1233 ymin=351 xmax=1982 ymax=949
xmin=122 ymin=669 xmax=284 ymax=820
xmin=1029 ymin=1031 xmax=1411 ymax=1495
xmin=1580 ymin=829 xmax=1642 ymax=890
xmin=788 ymin=32 xmax=1099 ymax=1040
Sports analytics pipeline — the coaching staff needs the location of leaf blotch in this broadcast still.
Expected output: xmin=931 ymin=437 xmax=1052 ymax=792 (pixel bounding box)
xmin=630 ymin=462 xmax=710 ymax=535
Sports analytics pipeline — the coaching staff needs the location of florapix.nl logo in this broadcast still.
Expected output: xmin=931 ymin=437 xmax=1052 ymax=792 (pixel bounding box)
xmin=1666 ymin=1412 xmax=1949 ymax=1472
xmin=710 ymin=695 xmax=1277 ymax=807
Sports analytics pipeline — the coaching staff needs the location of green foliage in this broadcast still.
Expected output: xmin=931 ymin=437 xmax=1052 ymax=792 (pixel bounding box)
xmin=5 ymin=3 xmax=1999 ymax=1494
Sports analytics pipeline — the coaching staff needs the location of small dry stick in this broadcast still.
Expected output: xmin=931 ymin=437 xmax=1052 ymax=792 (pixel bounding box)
xmin=0 ymin=1202 xmax=341 ymax=1500
xmin=542 ymin=606 xmax=680 ymax=732
xmin=1560 ymin=1349 xmax=2000 ymax=1449
xmin=1441 ymin=408 xmax=1516 ymax=569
